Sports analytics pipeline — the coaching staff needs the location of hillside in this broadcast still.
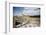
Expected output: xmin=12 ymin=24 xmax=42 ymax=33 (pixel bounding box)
xmin=13 ymin=15 xmax=40 ymax=28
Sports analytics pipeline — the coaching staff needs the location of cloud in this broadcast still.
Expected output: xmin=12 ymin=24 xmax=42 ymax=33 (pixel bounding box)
xmin=23 ymin=7 xmax=40 ymax=16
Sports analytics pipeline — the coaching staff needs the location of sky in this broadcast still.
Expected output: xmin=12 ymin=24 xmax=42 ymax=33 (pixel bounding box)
xmin=13 ymin=7 xmax=40 ymax=16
